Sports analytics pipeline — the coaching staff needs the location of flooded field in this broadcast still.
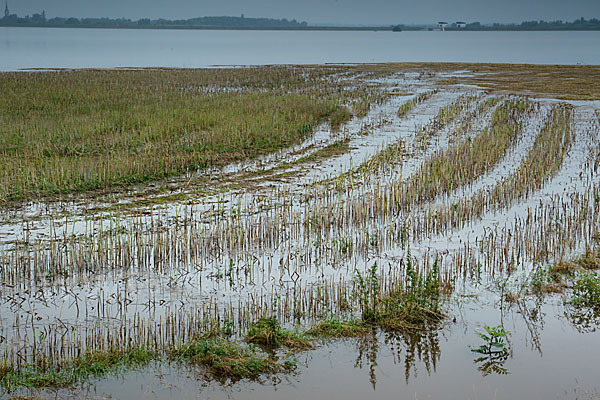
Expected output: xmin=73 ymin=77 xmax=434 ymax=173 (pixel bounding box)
xmin=1 ymin=63 xmax=600 ymax=399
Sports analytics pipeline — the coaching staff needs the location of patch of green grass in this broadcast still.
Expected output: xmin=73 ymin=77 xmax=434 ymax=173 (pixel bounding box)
xmin=306 ymin=319 xmax=370 ymax=338
xmin=575 ymin=248 xmax=600 ymax=271
xmin=529 ymin=265 xmax=564 ymax=295
xmin=0 ymin=346 xmax=155 ymax=391
xmin=245 ymin=317 xmax=313 ymax=350
xmin=354 ymin=257 xmax=446 ymax=332
xmin=1 ymin=331 xmax=305 ymax=391
xmin=572 ymin=273 xmax=600 ymax=310
xmin=168 ymin=337 xmax=293 ymax=381
xmin=0 ymin=68 xmax=352 ymax=202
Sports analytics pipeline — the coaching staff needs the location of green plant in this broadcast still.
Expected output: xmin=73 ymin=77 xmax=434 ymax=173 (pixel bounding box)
xmin=245 ymin=317 xmax=311 ymax=350
xmin=404 ymin=254 xmax=441 ymax=312
xmin=353 ymin=264 xmax=380 ymax=322
xmin=221 ymin=320 xmax=235 ymax=337
xmin=471 ymin=324 xmax=510 ymax=355
xmin=530 ymin=266 xmax=552 ymax=291
xmin=306 ymin=319 xmax=370 ymax=338
xmin=571 ymin=273 xmax=600 ymax=310
xmin=471 ymin=324 xmax=511 ymax=376
xmin=168 ymin=337 xmax=292 ymax=381
xmin=352 ymin=255 xmax=445 ymax=331
xmin=0 ymin=346 xmax=155 ymax=390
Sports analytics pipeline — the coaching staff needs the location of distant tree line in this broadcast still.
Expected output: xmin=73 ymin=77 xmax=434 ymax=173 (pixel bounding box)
xmin=445 ymin=17 xmax=600 ymax=31
xmin=2 ymin=12 xmax=599 ymax=31
xmin=391 ymin=25 xmax=423 ymax=32
xmin=0 ymin=13 xmax=308 ymax=28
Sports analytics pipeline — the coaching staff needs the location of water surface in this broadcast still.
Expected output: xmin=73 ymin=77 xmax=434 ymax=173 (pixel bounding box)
xmin=1 ymin=28 xmax=599 ymax=70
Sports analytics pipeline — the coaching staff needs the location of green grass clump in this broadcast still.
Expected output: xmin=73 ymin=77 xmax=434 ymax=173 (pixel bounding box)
xmin=0 ymin=365 xmax=73 ymax=390
xmin=306 ymin=319 xmax=370 ymax=338
xmin=354 ymin=258 xmax=445 ymax=332
xmin=531 ymin=248 xmax=600 ymax=297
xmin=572 ymin=273 xmax=600 ymax=310
xmin=529 ymin=266 xmax=564 ymax=294
xmin=1 ymin=333 xmax=302 ymax=390
xmin=396 ymin=91 xmax=435 ymax=118
xmin=575 ymin=248 xmax=600 ymax=271
xmin=0 ymin=346 xmax=155 ymax=390
xmin=245 ymin=317 xmax=312 ymax=350
xmin=168 ymin=337 xmax=293 ymax=381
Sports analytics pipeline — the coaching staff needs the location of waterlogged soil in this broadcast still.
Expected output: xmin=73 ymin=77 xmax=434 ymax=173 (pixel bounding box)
xmin=1 ymin=64 xmax=600 ymax=400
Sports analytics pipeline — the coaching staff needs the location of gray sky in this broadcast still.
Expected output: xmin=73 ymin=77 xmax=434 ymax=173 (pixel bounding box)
xmin=6 ymin=0 xmax=600 ymax=25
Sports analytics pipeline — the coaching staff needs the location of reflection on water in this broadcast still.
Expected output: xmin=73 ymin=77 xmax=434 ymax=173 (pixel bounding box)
xmin=354 ymin=334 xmax=379 ymax=389
xmin=353 ymin=327 xmax=442 ymax=388
xmin=473 ymin=351 xmax=510 ymax=376
xmin=388 ymin=329 xmax=441 ymax=383
xmin=514 ymin=297 xmax=546 ymax=354
xmin=565 ymin=304 xmax=600 ymax=334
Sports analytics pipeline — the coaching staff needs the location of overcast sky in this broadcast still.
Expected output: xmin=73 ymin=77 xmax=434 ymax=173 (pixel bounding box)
xmin=5 ymin=0 xmax=600 ymax=25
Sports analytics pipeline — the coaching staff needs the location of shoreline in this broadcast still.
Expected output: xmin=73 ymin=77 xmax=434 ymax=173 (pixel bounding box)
xmin=1 ymin=24 xmax=599 ymax=31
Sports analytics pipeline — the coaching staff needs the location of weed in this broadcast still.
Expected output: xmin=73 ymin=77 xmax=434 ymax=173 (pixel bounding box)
xmin=306 ymin=319 xmax=370 ymax=338
xmin=245 ymin=317 xmax=312 ymax=350
xmin=353 ymin=257 xmax=445 ymax=331
xmin=168 ymin=337 xmax=292 ymax=381
xmin=471 ymin=324 xmax=510 ymax=356
xmin=572 ymin=273 xmax=600 ymax=310
xmin=0 ymin=347 xmax=155 ymax=390
xmin=471 ymin=324 xmax=510 ymax=376
xmin=354 ymin=264 xmax=380 ymax=322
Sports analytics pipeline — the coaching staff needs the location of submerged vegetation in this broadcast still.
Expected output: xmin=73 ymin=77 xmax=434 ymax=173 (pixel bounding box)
xmin=1 ymin=63 xmax=599 ymax=394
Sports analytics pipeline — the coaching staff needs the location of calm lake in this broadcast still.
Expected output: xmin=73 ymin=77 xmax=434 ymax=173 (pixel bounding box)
xmin=1 ymin=27 xmax=599 ymax=70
